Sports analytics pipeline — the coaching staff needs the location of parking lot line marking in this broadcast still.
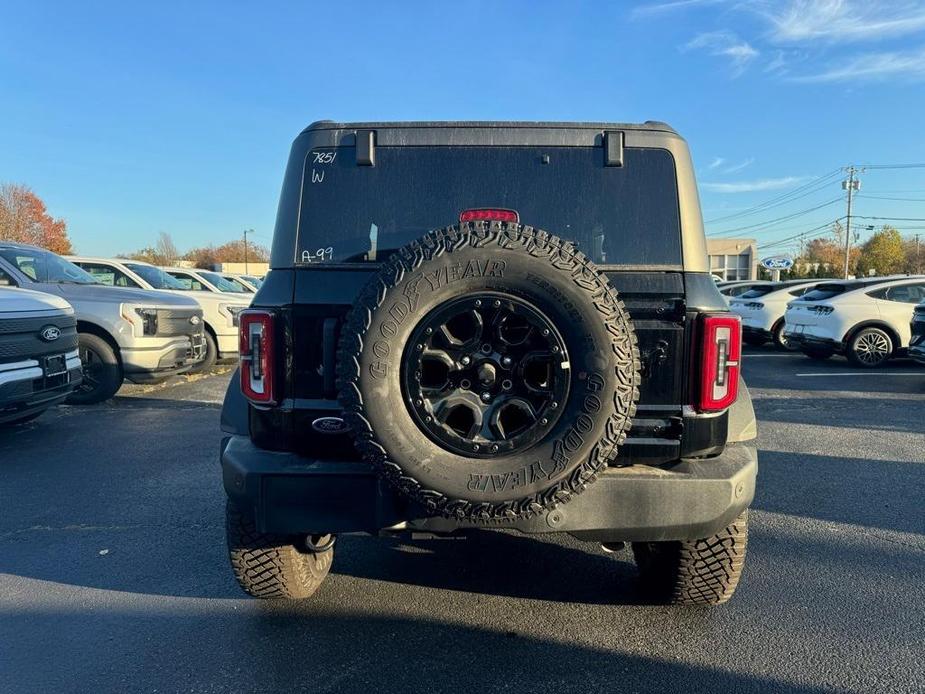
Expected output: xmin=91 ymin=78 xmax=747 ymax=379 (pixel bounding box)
xmin=795 ymin=372 xmax=923 ymax=377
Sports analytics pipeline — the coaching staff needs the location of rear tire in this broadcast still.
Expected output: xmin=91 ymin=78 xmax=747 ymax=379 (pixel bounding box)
xmin=67 ymin=333 xmax=122 ymax=404
xmin=632 ymin=510 xmax=748 ymax=606
xmin=189 ymin=331 xmax=218 ymax=374
xmin=847 ymin=327 xmax=893 ymax=368
xmin=772 ymin=321 xmax=799 ymax=351
xmin=225 ymin=501 xmax=333 ymax=599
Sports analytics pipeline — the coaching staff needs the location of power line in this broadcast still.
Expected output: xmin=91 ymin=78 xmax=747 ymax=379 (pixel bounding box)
xmin=854 ymin=215 xmax=925 ymax=222
xmin=707 ymin=197 xmax=844 ymax=237
xmin=858 ymin=163 xmax=925 ymax=169
xmin=703 ymin=169 xmax=842 ymax=225
xmin=857 ymin=195 xmax=925 ymax=202
xmin=757 ymin=219 xmax=843 ymax=249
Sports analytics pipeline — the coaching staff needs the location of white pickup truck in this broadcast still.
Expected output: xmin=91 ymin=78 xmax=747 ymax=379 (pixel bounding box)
xmin=0 ymin=242 xmax=206 ymax=403
xmin=0 ymin=286 xmax=82 ymax=425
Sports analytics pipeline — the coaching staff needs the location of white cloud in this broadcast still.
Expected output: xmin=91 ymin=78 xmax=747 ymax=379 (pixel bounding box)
xmin=792 ymin=48 xmax=925 ymax=82
xmin=756 ymin=0 xmax=925 ymax=44
xmin=723 ymin=158 xmax=755 ymax=174
xmin=709 ymin=157 xmax=726 ymax=169
xmin=683 ymin=31 xmax=760 ymax=76
xmin=631 ymin=0 xmax=727 ymax=19
xmin=700 ymin=176 xmax=810 ymax=193
xmin=764 ymin=50 xmax=789 ymax=74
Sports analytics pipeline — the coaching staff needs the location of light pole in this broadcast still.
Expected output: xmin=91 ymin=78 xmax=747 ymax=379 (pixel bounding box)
xmin=243 ymin=229 xmax=253 ymax=275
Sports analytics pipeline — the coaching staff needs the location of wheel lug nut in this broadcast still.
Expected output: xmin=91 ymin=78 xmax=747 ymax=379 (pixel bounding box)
xmin=501 ymin=356 xmax=512 ymax=367
xmin=540 ymin=418 xmax=548 ymax=425
xmin=481 ymin=392 xmax=491 ymax=402
xmin=491 ymin=444 xmax=499 ymax=453
xmin=415 ymin=398 xmax=422 ymax=406
xmin=474 ymin=300 xmax=482 ymax=307
xmin=493 ymin=299 xmax=501 ymax=307
xmin=473 ymin=444 xmax=480 ymax=451
xmin=542 ymin=329 xmax=550 ymax=336
xmin=425 ymin=416 xmax=433 ymax=423
xmin=425 ymin=327 xmax=433 ymax=335
xmin=461 ymin=356 xmax=471 ymax=365
xmin=551 ymin=401 xmax=558 ymax=409
xmin=416 ymin=343 xmax=423 ymax=351
xmin=551 ymin=345 xmax=559 ymax=353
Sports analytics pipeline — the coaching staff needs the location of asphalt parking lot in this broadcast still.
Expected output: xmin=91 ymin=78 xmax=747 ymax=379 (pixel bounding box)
xmin=1 ymin=352 xmax=923 ymax=694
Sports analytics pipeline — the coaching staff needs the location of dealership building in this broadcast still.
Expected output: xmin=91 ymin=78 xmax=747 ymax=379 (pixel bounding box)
xmin=706 ymin=238 xmax=758 ymax=281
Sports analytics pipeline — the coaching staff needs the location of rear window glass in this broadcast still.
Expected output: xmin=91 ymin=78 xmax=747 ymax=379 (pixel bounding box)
xmin=801 ymin=285 xmax=847 ymax=301
xmin=739 ymin=286 xmax=776 ymax=298
xmin=296 ymin=146 xmax=681 ymax=266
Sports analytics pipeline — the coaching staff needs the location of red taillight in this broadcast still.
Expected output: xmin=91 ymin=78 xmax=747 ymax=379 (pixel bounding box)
xmin=697 ymin=314 xmax=742 ymax=412
xmin=239 ymin=310 xmax=276 ymax=405
xmin=459 ymin=208 xmax=520 ymax=223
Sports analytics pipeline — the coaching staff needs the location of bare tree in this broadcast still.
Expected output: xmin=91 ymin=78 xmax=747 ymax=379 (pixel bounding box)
xmin=155 ymin=232 xmax=180 ymax=265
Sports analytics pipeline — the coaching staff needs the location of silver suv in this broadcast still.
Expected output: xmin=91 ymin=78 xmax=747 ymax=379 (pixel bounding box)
xmin=0 ymin=242 xmax=205 ymax=403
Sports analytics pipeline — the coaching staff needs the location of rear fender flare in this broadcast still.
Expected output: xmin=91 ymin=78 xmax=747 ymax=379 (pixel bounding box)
xmin=727 ymin=375 xmax=756 ymax=443
xmin=221 ymin=368 xmax=249 ymax=436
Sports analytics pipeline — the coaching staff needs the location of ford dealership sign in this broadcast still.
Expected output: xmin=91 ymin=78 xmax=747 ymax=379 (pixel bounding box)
xmin=760 ymin=255 xmax=794 ymax=271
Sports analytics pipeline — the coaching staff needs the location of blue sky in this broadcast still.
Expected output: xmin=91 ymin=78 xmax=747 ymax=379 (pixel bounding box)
xmin=2 ymin=0 xmax=924 ymax=257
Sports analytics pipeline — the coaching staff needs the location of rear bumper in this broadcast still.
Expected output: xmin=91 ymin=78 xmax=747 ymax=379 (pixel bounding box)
xmin=221 ymin=435 xmax=757 ymax=542
xmin=742 ymin=325 xmax=772 ymax=341
xmin=784 ymin=332 xmax=843 ymax=353
xmin=909 ymin=343 xmax=925 ymax=365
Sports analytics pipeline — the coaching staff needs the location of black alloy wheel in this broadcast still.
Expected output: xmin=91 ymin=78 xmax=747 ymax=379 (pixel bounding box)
xmin=402 ymin=293 xmax=570 ymax=458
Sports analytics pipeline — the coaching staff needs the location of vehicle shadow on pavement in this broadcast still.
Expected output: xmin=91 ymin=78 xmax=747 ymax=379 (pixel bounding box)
xmin=753 ymin=395 xmax=925 ymax=434
xmin=0 ymin=610 xmax=835 ymax=694
xmin=755 ymin=450 xmax=925 ymax=536
xmin=331 ymin=531 xmax=648 ymax=605
xmin=107 ymin=395 xmax=222 ymax=410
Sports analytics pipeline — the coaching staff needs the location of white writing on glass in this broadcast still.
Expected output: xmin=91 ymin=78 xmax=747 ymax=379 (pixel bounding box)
xmin=301 ymin=247 xmax=335 ymax=263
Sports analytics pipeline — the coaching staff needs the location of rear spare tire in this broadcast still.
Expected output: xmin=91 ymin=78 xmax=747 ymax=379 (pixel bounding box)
xmin=337 ymin=222 xmax=640 ymax=523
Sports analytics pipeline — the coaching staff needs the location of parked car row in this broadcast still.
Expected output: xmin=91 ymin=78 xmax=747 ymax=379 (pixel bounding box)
xmin=0 ymin=241 xmax=259 ymax=425
xmin=726 ymin=275 xmax=925 ymax=367
xmin=68 ymin=258 xmax=251 ymax=372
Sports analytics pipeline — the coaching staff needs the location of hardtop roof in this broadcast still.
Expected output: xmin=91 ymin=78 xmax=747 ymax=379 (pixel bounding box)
xmin=301 ymin=120 xmax=678 ymax=135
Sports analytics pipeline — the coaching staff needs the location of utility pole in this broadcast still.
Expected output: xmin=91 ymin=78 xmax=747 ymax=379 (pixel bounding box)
xmin=243 ymin=229 xmax=252 ymax=275
xmin=841 ymin=166 xmax=862 ymax=280
xmin=916 ymin=233 xmax=921 ymax=274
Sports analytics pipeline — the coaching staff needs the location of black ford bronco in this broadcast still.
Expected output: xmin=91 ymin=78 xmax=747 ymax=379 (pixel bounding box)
xmin=220 ymin=121 xmax=758 ymax=605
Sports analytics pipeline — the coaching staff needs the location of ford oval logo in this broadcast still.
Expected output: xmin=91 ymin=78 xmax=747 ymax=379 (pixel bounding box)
xmin=311 ymin=416 xmax=350 ymax=435
xmin=40 ymin=326 xmax=61 ymax=342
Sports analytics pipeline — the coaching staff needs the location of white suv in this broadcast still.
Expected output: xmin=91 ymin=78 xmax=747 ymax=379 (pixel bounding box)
xmin=784 ymin=276 xmax=925 ymax=366
xmin=730 ymin=280 xmax=822 ymax=350
xmin=69 ymin=258 xmax=250 ymax=371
